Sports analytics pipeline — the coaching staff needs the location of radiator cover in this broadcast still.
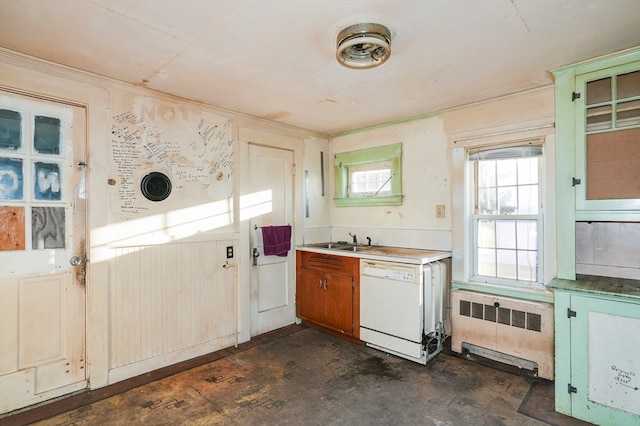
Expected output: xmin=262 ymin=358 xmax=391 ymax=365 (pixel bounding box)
xmin=451 ymin=289 xmax=554 ymax=380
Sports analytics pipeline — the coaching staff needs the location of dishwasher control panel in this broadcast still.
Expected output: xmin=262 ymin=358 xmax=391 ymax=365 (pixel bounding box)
xmin=361 ymin=264 xmax=417 ymax=282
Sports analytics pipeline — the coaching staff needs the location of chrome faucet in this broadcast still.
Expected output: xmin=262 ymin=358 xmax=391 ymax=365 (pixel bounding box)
xmin=349 ymin=232 xmax=357 ymax=245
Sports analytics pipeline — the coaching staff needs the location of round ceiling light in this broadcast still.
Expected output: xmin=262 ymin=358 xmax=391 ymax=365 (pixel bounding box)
xmin=336 ymin=23 xmax=391 ymax=69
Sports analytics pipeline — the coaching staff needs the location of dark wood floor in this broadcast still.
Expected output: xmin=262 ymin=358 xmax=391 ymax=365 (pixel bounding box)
xmin=1 ymin=325 xmax=592 ymax=426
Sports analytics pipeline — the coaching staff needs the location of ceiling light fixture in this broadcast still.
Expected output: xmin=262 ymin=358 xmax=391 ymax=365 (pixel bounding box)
xmin=336 ymin=23 xmax=391 ymax=70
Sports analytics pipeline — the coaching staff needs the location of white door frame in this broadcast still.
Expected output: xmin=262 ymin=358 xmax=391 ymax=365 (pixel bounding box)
xmin=237 ymin=127 xmax=304 ymax=340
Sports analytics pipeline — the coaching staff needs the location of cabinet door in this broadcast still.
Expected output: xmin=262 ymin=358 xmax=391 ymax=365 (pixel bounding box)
xmin=569 ymin=294 xmax=640 ymax=425
xmin=574 ymin=62 xmax=640 ymax=212
xmin=323 ymin=273 xmax=354 ymax=335
xmin=296 ymin=268 xmax=326 ymax=323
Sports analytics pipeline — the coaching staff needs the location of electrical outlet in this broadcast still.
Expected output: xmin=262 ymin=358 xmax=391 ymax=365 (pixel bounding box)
xmin=436 ymin=204 xmax=445 ymax=218
xmin=226 ymin=246 xmax=234 ymax=259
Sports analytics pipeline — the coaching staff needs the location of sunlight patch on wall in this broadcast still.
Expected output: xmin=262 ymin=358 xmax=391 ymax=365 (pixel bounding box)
xmin=91 ymin=199 xmax=233 ymax=263
xmin=239 ymin=190 xmax=272 ymax=221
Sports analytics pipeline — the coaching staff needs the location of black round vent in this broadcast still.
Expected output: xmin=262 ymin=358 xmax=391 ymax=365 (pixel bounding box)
xmin=140 ymin=172 xmax=172 ymax=202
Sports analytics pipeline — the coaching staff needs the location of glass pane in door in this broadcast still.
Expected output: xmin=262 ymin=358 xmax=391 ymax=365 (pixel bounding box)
xmin=617 ymin=70 xmax=640 ymax=99
xmin=586 ymin=77 xmax=611 ymax=104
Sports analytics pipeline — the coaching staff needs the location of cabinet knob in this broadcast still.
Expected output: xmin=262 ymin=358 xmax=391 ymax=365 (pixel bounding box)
xmin=494 ymin=302 xmax=500 ymax=308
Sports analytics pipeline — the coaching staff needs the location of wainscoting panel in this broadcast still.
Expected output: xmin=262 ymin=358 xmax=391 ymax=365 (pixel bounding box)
xmin=109 ymin=240 xmax=237 ymax=381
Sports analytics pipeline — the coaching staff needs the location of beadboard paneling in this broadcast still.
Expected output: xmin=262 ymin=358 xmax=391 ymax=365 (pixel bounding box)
xmin=109 ymin=241 xmax=236 ymax=370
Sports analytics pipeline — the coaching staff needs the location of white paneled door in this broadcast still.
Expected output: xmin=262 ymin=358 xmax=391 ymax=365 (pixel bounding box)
xmin=249 ymin=144 xmax=295 ymax=336
xmin=0 ymin=91 xmax=87 ymax=413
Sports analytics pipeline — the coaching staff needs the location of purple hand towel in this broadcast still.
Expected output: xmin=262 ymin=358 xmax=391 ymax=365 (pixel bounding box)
xmin=262 ymin=225 xmax=292 ymax=257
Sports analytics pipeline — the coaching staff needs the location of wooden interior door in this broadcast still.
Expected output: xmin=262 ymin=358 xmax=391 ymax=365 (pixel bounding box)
xmin=248 ymin=143 xmax=295 ymax=336
xmin=0 ymin=91 xmax=87 ymax=414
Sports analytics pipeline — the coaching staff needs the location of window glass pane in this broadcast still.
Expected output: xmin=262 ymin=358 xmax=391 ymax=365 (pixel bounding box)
xmin=349 ymin=162 xmax=392 ymax=197
xmin=34 ymin=116 xmax=61 ymax=155
xmin=0 ymin=157 xmax=24 ymax=200
xmin=496 ymin=249 xmax=517 ymax=279
xmin=0 ymin=109 xmax=22 ymax=151
xmin=617 ymin=70 xmax=640 ymax=99
xmin=496 ymin=220 xmax=516 ymax=249
xmin=477 ymin=219 xmax=495 ymax=248
xmin=478 ymin=161 xmax=495 ymax=187
xmin=517 ymin=250 xmax=537 ymax=281
xmin=477 ymin=248 xmax=496 ymax=277
xmin=32 ymin=206 xmax=65 ymax=249
xmin=496 ymin=159 xmax=517 ymax=186
xmin=616 ymin=99 xmax=640 ymax=128
xmin=517 ymin=220 xmax=538 ymax=250
xmin=478 ymin=188 xmax=496 ymax=214
xmin=472 ymin=145 xmax=542 ymax=284
xmin=498 ymin=186 xmax=517 ymax=214
xmin=34 ymin=162 xmax=61 ymax=200
xmin=518 ymin=185 xmax=538 ymax=214
xmin=517 ymin=157 xmax=538 ymax=185
xmin=586 ymin=77 xmax=611 ymax=105
xmin=586 ymin=105 xmax=612 ymax=131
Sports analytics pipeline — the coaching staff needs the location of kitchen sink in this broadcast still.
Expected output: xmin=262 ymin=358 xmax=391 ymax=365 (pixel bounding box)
xmin=305 ymin=242 xmax=342 ymax=249
xmin=333 ymin=245 xmax=378 ymax=252
xmin=304 ymin=242 xmax=377 ymax=252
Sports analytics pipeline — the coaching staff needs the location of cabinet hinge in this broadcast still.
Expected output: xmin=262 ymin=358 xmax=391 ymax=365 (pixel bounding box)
xmin=568 ymin=383 xmax=577 ymax=394
xmin=572 ymin=177 xmax=581 ymax=187
xmin=352 ymin=278 xmax=355 ymax=288
xmin=572 ymin=92 xmax=581 ymax=101
xmin=567 ymin=308 xmax=577 ymax=318
xmin=351 ymin=323 xmax=354 ymax=332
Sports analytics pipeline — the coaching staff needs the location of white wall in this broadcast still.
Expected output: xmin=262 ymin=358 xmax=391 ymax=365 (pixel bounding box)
xmin=330 ymin=118 xmax=451 ymax=250
xmin=443 ymin=87 xmax=557 ymax=286
xmin=302 ymin=136 xmax=331 ymax=243
xmin=0 ymin=49 xmax=325 ymax=392
xmin=327 ymin=87 xmax=558 ymax=287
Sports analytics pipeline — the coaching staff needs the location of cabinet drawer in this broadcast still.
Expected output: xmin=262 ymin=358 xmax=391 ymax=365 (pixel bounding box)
xmin=299 ymin=251 xmax=357 ymax=275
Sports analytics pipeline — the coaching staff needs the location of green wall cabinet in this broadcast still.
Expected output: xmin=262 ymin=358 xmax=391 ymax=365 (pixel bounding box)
xmin=552 ymin=49 xmax=640 ymax=279
xmin=550 ymin=278 xmax=640 ymax=425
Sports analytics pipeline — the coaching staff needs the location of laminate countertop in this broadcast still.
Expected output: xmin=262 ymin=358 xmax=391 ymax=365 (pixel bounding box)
xmin=296 ymin=244 xmax=451 ymax=265
xmin=548 ymin=275 xmax=640 ymax=302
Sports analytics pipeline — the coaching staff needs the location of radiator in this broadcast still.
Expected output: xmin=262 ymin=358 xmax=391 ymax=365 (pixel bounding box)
xmin=451 ymin=289 xmax=554 ymax=380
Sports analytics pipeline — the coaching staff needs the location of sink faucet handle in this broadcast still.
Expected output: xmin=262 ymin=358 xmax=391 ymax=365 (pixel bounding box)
xmin=349 ymin=232 xmax=357 ymax=245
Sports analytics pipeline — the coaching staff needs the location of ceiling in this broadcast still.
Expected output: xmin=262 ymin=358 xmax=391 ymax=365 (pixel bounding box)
xmin=1 ymin=0 xmax=639 ymax=135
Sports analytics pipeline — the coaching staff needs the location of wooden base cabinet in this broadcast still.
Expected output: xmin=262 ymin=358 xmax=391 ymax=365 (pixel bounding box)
xmin=550 ymin=278 xmax=640 ymax=425
xmin=296 ymin=251 xmax=359 ymax=338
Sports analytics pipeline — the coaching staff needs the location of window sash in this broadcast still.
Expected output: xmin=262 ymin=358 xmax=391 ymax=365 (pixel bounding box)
xmin=468 ymin=141 xmax=545 ymax=288
xmin=472 ymin=214 xmax=542 ymax=286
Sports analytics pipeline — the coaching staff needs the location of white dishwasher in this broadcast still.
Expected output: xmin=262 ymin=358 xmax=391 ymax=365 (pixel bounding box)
xmin=360 ymin=259 xmax=447 ymax=364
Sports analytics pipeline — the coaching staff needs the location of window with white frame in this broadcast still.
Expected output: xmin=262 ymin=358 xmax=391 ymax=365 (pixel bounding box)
xmin=348 ymin=161 xmax=392 ymax=197
xmin=469 ymin=143 xmax=543 ymax=286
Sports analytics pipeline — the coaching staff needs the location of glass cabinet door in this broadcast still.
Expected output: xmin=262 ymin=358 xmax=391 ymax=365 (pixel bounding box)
xmin=575 ymin=63 xmax=640 ymax=211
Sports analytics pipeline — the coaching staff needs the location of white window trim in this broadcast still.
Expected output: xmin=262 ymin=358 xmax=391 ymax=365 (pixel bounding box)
xmin=451 ymin=130 xmax=556 ymax=291
xmin=469 ymin=147 xmax=545 ymax=288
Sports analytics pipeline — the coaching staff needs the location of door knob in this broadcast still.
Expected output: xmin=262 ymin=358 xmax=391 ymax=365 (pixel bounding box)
xmin=70 ymin=256 xmax=83 ymax=266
